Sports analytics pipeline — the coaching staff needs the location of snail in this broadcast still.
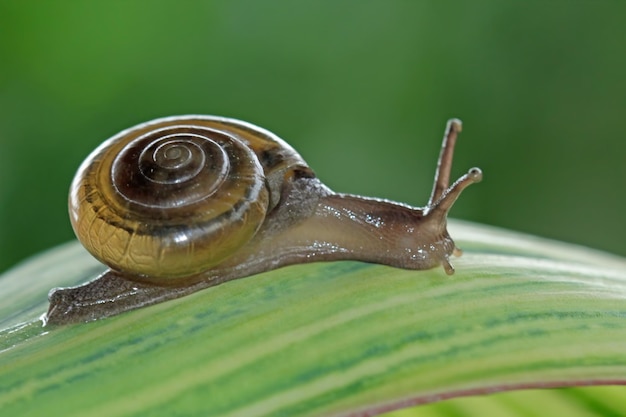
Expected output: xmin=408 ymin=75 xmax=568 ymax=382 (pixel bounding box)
xmin=46 ymin=115 xmax=482 ymax=325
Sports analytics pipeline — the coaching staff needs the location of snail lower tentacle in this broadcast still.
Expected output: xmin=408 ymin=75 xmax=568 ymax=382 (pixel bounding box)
xmin=46 ymin=116 xmax=481 ymax=325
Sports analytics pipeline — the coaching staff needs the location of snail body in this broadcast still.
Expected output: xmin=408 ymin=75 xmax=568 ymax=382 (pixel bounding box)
xmin=47 ymin=116 xmax=482 ymax=325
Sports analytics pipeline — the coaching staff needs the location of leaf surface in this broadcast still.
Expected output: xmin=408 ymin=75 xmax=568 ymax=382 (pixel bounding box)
xmin=1 ymin=221 xmax=625 ymax=416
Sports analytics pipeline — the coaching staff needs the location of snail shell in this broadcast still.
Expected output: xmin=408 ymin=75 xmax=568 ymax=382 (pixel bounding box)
xmin=49 ymin=116 xmax=482 ymax=324
xmin=69 ymin=116 xmax=310 ymax=283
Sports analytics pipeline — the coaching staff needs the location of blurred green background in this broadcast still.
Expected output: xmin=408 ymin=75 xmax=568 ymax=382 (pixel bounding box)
xmin=1 ymin=1 xmax=624 ymax=274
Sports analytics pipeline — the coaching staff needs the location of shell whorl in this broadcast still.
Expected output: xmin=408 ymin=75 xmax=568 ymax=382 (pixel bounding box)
xmin=68 ymin=117 xmax=298 ymax=284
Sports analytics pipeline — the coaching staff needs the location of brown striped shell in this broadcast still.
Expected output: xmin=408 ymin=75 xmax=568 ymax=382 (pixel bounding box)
xmin=69 ymin=116 xmax=310 ymax=284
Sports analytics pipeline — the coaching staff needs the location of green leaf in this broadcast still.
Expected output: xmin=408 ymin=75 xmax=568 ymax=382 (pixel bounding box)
xmin=1 ymin=220 xmax=625 ymax=416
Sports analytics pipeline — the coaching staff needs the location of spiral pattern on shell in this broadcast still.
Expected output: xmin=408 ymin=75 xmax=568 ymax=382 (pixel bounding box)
xmin=69 ymin=119 xmax=272 ymax=284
